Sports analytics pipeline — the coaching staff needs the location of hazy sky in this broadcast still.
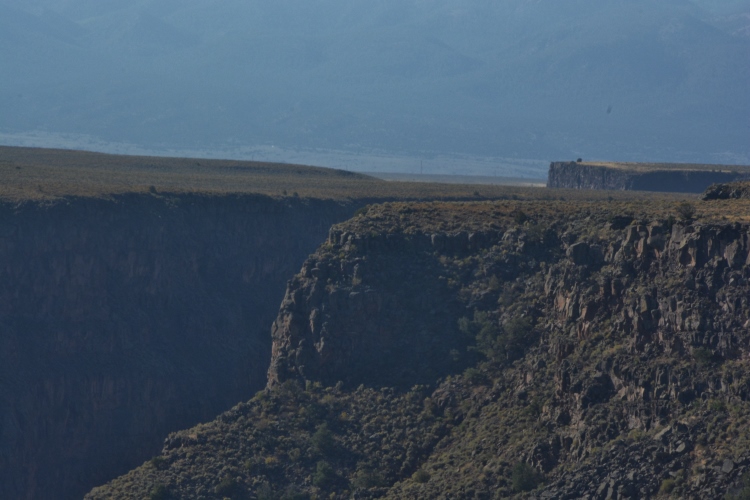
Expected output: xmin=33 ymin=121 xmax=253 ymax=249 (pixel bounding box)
xmin=1 ymin=0 xmax=748 ymax=172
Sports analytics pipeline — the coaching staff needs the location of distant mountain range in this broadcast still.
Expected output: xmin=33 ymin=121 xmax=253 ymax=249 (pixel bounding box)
xmin=0 ymin=0 xmax=748 ymax=169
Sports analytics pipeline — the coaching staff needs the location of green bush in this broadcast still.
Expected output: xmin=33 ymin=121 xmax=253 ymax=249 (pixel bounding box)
xmin=659 ymin=478 xmax=675 ymax=495
xmin=412 ymin=469 xmax=431 ymax=483
xmin=675 ymin=201 xmax=696 ymax=220
xmin=513 ymin=210 xmax=529 ymax=225
xmin=353 ymin=205 xmax=370 ymax=217
xmin=709 ymin=399 xmax=727 ymax=412
xmin=460 ymin=311 xmax=536 ymax=364
xmin=511 ymin=462 xmax=544 ymax=493
xmin=311 ymin=423 xmax=335 ymax=456
xmin=215 ymin=476 xmax=241 ymax=498
xmin=149 ymin=484 xmax=170 ymax=500
xmin=351 ymin=467 xmax=384 ymax=489
xmin=464 ymin=367 xmax=488 ymax=386
xmin=313 ymin=460 xmax=336 ymax=488
xmin=256 ymin=482 xmax=274 ymax=500
xmin=503 ymin=317 xmax=535 ymax=361
xmin=280 ymin=486 xmax=310 ymax=500
xmin=693 ymin=347 xmax=717 ymax=366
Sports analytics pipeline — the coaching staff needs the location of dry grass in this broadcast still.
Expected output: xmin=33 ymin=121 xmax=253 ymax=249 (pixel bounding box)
xmin=0 ymin=146 xmax=685 ymax=204
xmin=340 ymin=197 xmax=750 ymax=235
xmin=0 ymin=146 xmax=545 ymax=202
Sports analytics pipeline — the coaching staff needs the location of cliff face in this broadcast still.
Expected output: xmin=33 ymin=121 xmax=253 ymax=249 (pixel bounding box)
xmin=86 ymin=200 xmax=750 ymax=499
xmin=548 ymin=161 xmax=749 ymax=193
xmin=267 ymin=227 xmax=473 ymax=390
xmin=0 ymin=193 xmax=356 ymax=500
xmin=264 ymin=203 xmax=750 ymax=498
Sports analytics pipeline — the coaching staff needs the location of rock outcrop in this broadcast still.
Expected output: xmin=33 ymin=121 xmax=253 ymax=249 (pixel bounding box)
xmin=267 ymin=227 xmax=475 ymax=390
xmin=548 ymin=161 xmax=750 ymax=193
xmin=702 ymin=181 xmax=750 ymax=200
xmin=0 ymin=193 xmax=356 ymax=500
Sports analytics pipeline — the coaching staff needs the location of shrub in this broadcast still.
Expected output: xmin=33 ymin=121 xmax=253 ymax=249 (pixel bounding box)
xmin=149 ymin=484 xmax=170 ymax=500
xmin=513 ymin=210 xmax=528 ymax=225
xmin=461 ymin=311 xmax=537 ymax=364
xmin=278 ymin=379 xmax=303 ymax=399
xmin=215 ymin=476 xmax=241 ymax=498
xmin=511 ymin=462 xmax=544 ymax=493
xmin=626 ymin=428 xmax=646 ymax=443
xmin=313 ymin=460 xmax=336 ymax=488
xmin=412 ymin=469 xmax=431 ymax=483
xmin=280 ymin=486 xmax=310 ymax=500
xmin=488 ymin=275 xmax=501 ymax=291
xmin=709 ymin=399 xmax=727 ymax=412
xmin=311 ymin=423 xmax=335 ymax=456
xmin=256 ymin=482 xmax=274 ymax=500
xmin=675 ymin=201 xmax=696 ymax=220
xmin=352 ymin=467 xmax=384 ymax=489
xmin=659 ymin=478 xmax=675 ymax=495
xmin=503 ymin=317 xmax=535 ymax=361
xmin=353 ymin=205 xmax=369 ymax=217
xmin=464 ymin=367 xmax=488 ymax=386
xmin=693 ymin=347 xmax=717 ymax=366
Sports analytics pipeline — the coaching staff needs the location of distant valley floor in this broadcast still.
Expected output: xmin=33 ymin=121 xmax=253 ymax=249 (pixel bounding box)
xmin=0 ymin=131 xmax=550 ymax=178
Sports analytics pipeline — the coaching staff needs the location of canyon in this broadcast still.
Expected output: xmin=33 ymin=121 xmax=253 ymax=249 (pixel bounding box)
xmin=0 ymin=145 xmax=544 ymax=499
xmin=89 ymin=196 xmax=750 ymax=499
xmin=4 ymin=147 xmax=750 ymax=499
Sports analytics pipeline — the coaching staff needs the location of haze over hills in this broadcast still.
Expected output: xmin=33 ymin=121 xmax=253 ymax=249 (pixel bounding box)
xmin=0 ymin=0 xmax=748 ymax=173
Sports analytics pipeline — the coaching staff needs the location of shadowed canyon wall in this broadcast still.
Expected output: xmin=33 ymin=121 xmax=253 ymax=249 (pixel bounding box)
xmin=0 ymin=193 xmax=356 ymax=500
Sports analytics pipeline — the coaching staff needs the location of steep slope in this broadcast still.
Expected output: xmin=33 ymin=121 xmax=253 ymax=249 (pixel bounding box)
xmin=0 ymin=193 xmax=356 ymax=500
xmin=90 ymin=198 xmax=750 ymax=499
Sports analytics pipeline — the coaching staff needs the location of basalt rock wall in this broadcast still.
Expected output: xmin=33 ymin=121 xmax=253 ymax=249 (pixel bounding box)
xmin=262 ymin=203 xmax=750 ymax=498
xmin=0 ymin=193 xmax=356 ymax=500
xmin=548 ymin=161 xmax=748 ymax=193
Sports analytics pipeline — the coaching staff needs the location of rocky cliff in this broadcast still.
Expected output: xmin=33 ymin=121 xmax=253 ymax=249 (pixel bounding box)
xmin=703 ymin=181 xmax=750 ymax=200
xmin=0 ymin=193 xmax=357 ymax=500
xmin=89 ymin=198 xmax=750 ymax=499
xmin=548 ymin=161 xmax=750 ymax=193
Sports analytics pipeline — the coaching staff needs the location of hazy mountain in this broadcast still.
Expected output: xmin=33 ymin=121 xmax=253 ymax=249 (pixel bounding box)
xmin=0 ymin=0 xmax=748 ymax=168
